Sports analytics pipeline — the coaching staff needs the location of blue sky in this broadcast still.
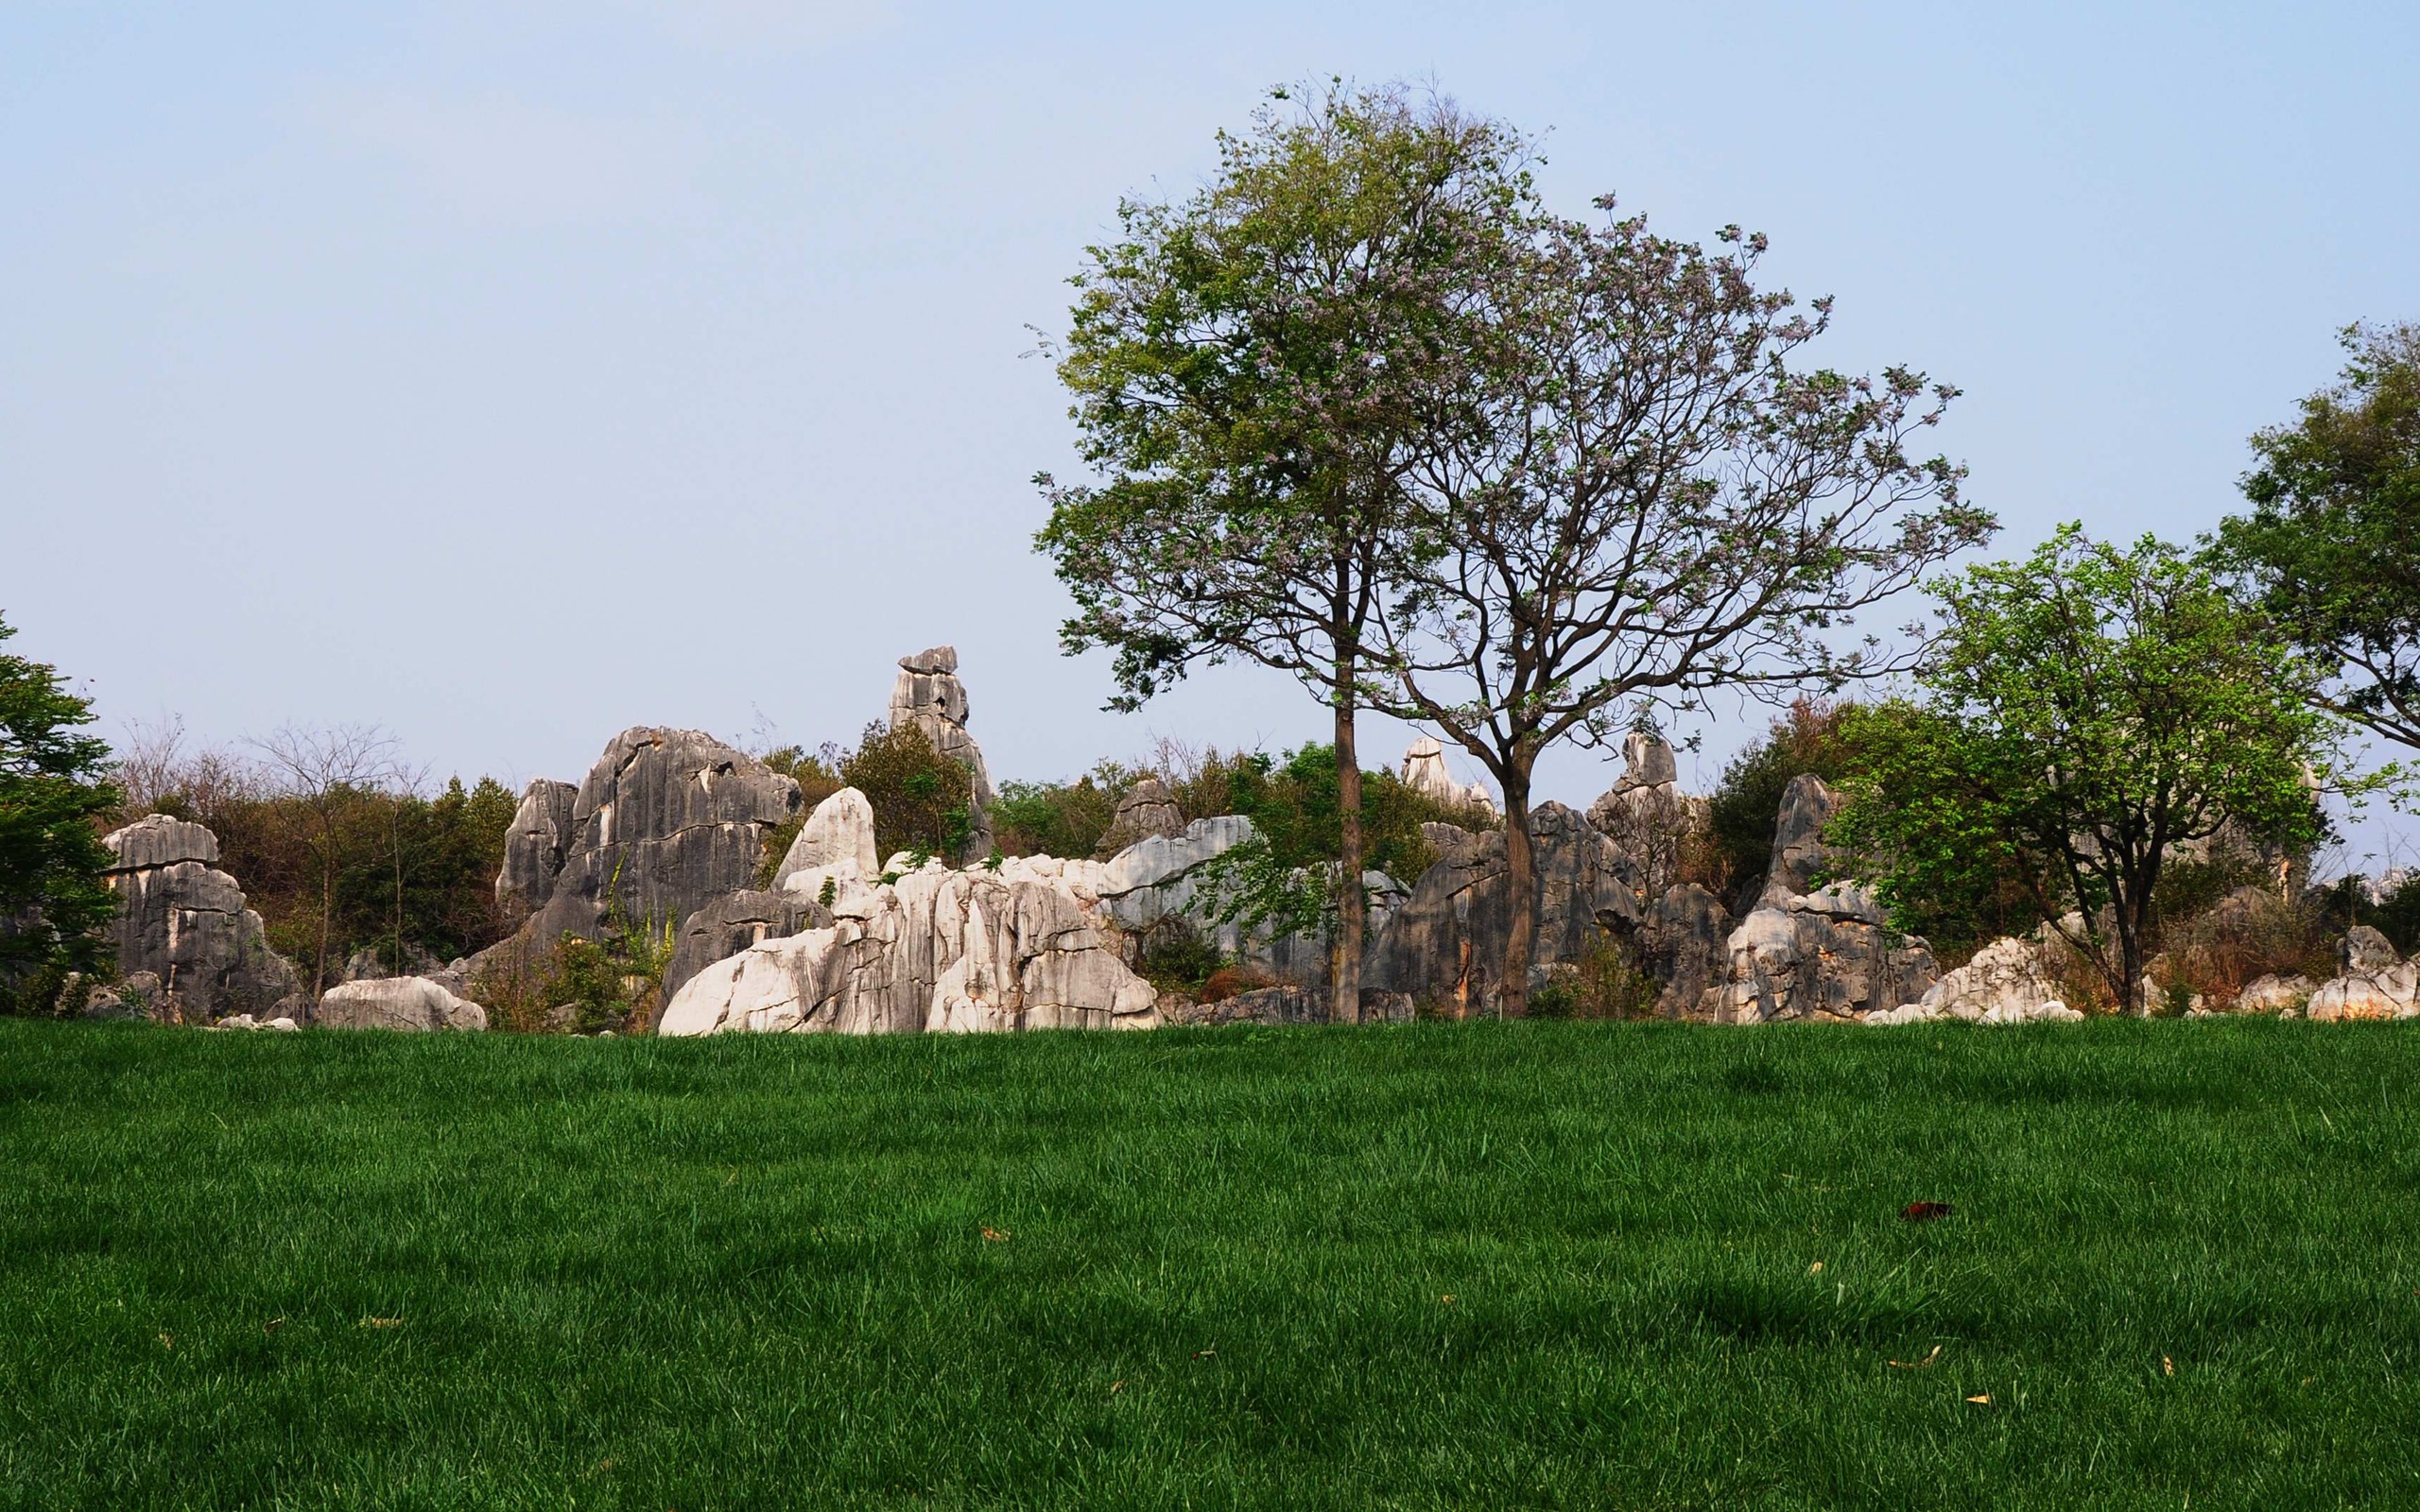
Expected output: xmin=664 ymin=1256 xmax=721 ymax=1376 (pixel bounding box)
xmin=4 ymin=2 xmax=2415 ymax=845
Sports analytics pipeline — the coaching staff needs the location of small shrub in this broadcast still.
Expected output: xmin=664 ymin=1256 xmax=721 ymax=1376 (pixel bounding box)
xmin=1135 ymin=925 xmax=1226 ymax=996
xmin=842 ymin=722 xmax=975 ymax=862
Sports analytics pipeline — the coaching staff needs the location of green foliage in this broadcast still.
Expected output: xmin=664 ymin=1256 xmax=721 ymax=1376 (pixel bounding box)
xmin=0 ymin=614 xmax=119 ymax=1011
xmin=1833 ymin=525 xmax=2341 ymax=1011
xmin=993 ymin=764 xmax=1132 ymax=859
xmin=2210 ymin=320 xmax=2420 ymax=753
xmin=1527 ymin=940 xmax=1658 ymax=1020
xmin=1183 ymin=743 xmax=1492 ymax=934
xmin=837 ymin=722 xmax=974 ymax=864
xmin=6 ymin=1019 xmax=2419 ymax=1506
xmin=1133 ymin=926 xmax=1227 ymax=995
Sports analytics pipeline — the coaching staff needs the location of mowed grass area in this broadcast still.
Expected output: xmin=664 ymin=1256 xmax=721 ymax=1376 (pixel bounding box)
xmin=1 ymin=1020 xmax=2415 ymax=1511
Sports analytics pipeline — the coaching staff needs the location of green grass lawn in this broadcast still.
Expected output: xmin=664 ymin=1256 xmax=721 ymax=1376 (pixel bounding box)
xmin=1 ymin=1018 xmax=2414 ymax=1510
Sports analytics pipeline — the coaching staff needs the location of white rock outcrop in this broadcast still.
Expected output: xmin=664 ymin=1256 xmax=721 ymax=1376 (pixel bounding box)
xmin=660 ymin=856 xmax=1157 ymax=1036
xmin=771 ymin=786 xmax=881 ymax=896
xmin=1865 ymin=936 xmax=2083 ymax=1025
xmin=1398 ymin=736 xmax=1495 ymax=815
xmin=315 ymin=976 xmax=490 ymax=1032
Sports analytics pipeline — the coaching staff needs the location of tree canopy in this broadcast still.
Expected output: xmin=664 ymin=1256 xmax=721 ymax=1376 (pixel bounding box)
xmin=1833 ymin=526 xmax=2337 ymax=1013
xmin=2210 ymin=321 xmax=2420 ymax=752
xmin=1364 ymin=198 xmax=1988 ymax=1013
xmin=0 ymin=613 xmax=120 ymax=1011
xmin=1036 ymin=80 xmax=1536 ymax=1019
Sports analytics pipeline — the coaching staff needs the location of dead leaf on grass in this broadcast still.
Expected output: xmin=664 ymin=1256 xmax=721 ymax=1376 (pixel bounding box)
xmin=1965 ymin=1394 xmax=1992 ymax=1405
xmin=1901 ymin=1201 xmax=1955 ymax=1223
xmin=1808 ymin=1263 xmax=1824 ymax=1275
xmin=358 ymin=1316 xmax=404 ymax=1330
xmin=1440 ymin=1295 xmax=1457 ymax=1305
xmin=980 ymin=1228 xmax=1011 ymax=1243
xmin=2163 ymin=1355 xmax=2175 ymax=1377
xmin=1110 ymin=1381 xmax=1125 ymax=1394
xmin=1190 ymin=1349 xmax=1217 ymax=1361
xmin=156 ymin=1332 xmax=173 ymax=1351
xmin=1888 ymin=1346 xmax=1943 ymax=1370
xmin=262 ymin=1317 xmax=285 ymax=1335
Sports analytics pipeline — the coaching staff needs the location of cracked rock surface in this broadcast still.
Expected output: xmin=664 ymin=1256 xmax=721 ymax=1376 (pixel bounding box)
xmin=100 ymin=815 xmax=301 ymax=1023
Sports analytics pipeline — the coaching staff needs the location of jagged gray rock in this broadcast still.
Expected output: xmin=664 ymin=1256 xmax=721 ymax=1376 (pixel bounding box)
xmin=665 ymin=888 xmax=825 ymax=1002
xmin=316 ymin=976 xmax=489 ymax=1032
xmin=2238 ymin=972 xmax=2316 ymax=1014
xmin=100 ymin=816 xmax=302 ymax=1023
xmin=510 ymin=728 xmax=803 ymax=955
xmin=1092 ymin=776 xmax=1185 ymax=858
xmin=1627 ymin=882 xmax=1733 ymax=1018
xmin=1161 ymin=986 xmax=1415 ymax=1027
xmin=1865 ymin=936 xmax=2076 ymax=1024
xmin=890 ymin=646 xmax=995 ymax=861
xmin=1586 ymin=731 xmax=1706 ymax=904
xmin=1367 ymin=802 xmax=1640 ymax=1014
xmin=1708 ymin=882 xmax=1936 ymax=1022
xmin=496 ymin=779 xmax=579 ymax=922
xmin=1762 ymin=774 xmax=1839 ymax=903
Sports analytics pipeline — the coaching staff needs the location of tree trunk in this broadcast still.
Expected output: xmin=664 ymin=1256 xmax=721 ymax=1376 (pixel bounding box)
xmin=1499 ymin=765 xmax=1536 ymax=1018
xmin=1332 ymin=676 xmax=1365 ymax=1025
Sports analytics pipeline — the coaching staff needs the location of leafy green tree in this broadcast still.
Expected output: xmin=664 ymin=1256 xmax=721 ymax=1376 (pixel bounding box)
xmin=1705 ymin=699 xmax=1858 ymax=906
xmin=1368 ymin=201 xmax=1985 ymax=1015
xmin=1833 ymin=527 xmax=2337 ymax=1013
xmin=1036 ymin=81 xmax=1535 ymax=1021
xmin=840 ymin=722 xmax=973 ymax=865
xmin=0 ymin=613 xmax=119 ymax=1011
xmin=2208 ymin=321 xmax=2420 ymax=752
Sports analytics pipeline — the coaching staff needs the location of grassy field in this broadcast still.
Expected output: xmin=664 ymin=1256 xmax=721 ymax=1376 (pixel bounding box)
xmin=1 ymin=1018 xmax=2414 ymax=1510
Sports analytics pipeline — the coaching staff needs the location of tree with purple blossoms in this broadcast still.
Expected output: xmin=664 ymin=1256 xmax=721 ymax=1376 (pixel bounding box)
xmin=1035 ymin=82 xmax=1533 ymax=1021
xmin=1367 ymin=200 xmax=1993 ymax=1015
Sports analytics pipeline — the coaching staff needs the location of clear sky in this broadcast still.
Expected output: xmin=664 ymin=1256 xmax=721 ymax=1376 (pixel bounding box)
xmin=5 ymin=2 xmax=2415 ymax=842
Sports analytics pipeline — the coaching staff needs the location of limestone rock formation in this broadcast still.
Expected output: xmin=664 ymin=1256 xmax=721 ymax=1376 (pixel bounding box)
xmin=100 ymin=815 xmax=302 ymax=1023
xmin=510 ymin=728 xmax=803 ymax=954
xmin=1761 ymin=774 xmax=1840 ymax=903
xmin=2237 ymin=972 xmax=2316 ymax=1014
xmin=2305 ymin=930 xmax=2420 ymax=1020
xmin=1092 ymin=776 xmax=1185 ymax=858
xmin=1398 ymin=735 xmax=1495 ymax=815
xmin=1864 ymin=936 xmax=2080 ymax=1025
xmin=316 ymin=975 xmax=490 ymax=1032
xmin=658 ymin=856 xmax=1157 ymax=1036
xmin=496 ymin=779 xmax=579 ymax=923
xmin=1586 ymin=731 xmax=1708 ymax=903
xmin=1627 ymin=883 xmax=1734 ymax=1019
xmin=665 ymin=888 xmax=823 ymax=1002
xmin=1709 ymin=881 xmax=1936 ymax=1023
xmin=1161 ymin=985 xmax=1415 ymax=1027
xmin=890 ymin=646 xmax=995 ymax=861
xmin=769 ymin=786 xmax=880 ymax=895
xmin=1367 ymin=802 xmax=1639 ymax=1014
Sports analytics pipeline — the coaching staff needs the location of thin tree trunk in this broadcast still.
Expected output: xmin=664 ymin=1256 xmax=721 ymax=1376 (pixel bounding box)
xmin=1332 ymin=669 xmax=1365 ymax=1025
xmin=316 ymin=834 xmax=333 ymax=999
xmin=1500 ymin=767 xmax=1536 ymax=1018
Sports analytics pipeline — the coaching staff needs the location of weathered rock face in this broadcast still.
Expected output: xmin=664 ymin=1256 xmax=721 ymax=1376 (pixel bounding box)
xmin=1864 ymin=936 xmax=2077 ymax=1025
xmin=516 ymin=729 xmax=802 ymax=954
xmin=1587 ymin=731 xmax=1708 ymax=904
xmin=496 ymin=779 xmax=579 ymax=923
xmin=2306 ymin=930 xmax=2420 ymax=1021
xmin=1398 ymin=735 xmax=1495 ymax=815
xmin=2237 ymin=972 xmax=2316 ymax=1014
xmin=1761 ymin=775 xmax=1840 ymax=903
xmin=659 ymin=855 xmax=1157 ymax=1036
xmin=769 ymin=786 xmax=880 ymax=895
xmin=316 ymin=975 xmax=489 ymax=1032
xmin=1627 ymin=883 xmax=1734 ymax=1018
xmin=100 ymin=816 xmax=302 ymax=1023
xmin=1709 ymin=882 xmax=1936 ymax=1022
xmin=1367 ymin=802 xmax=1640 ymax=1014
xmin=890 ymin=646 xmax=995 ymax=861
xmin=1092 ymin=776 xmax=1185 ymax=858
xmin=665 ymin=888 xmax=824 ymax=1002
